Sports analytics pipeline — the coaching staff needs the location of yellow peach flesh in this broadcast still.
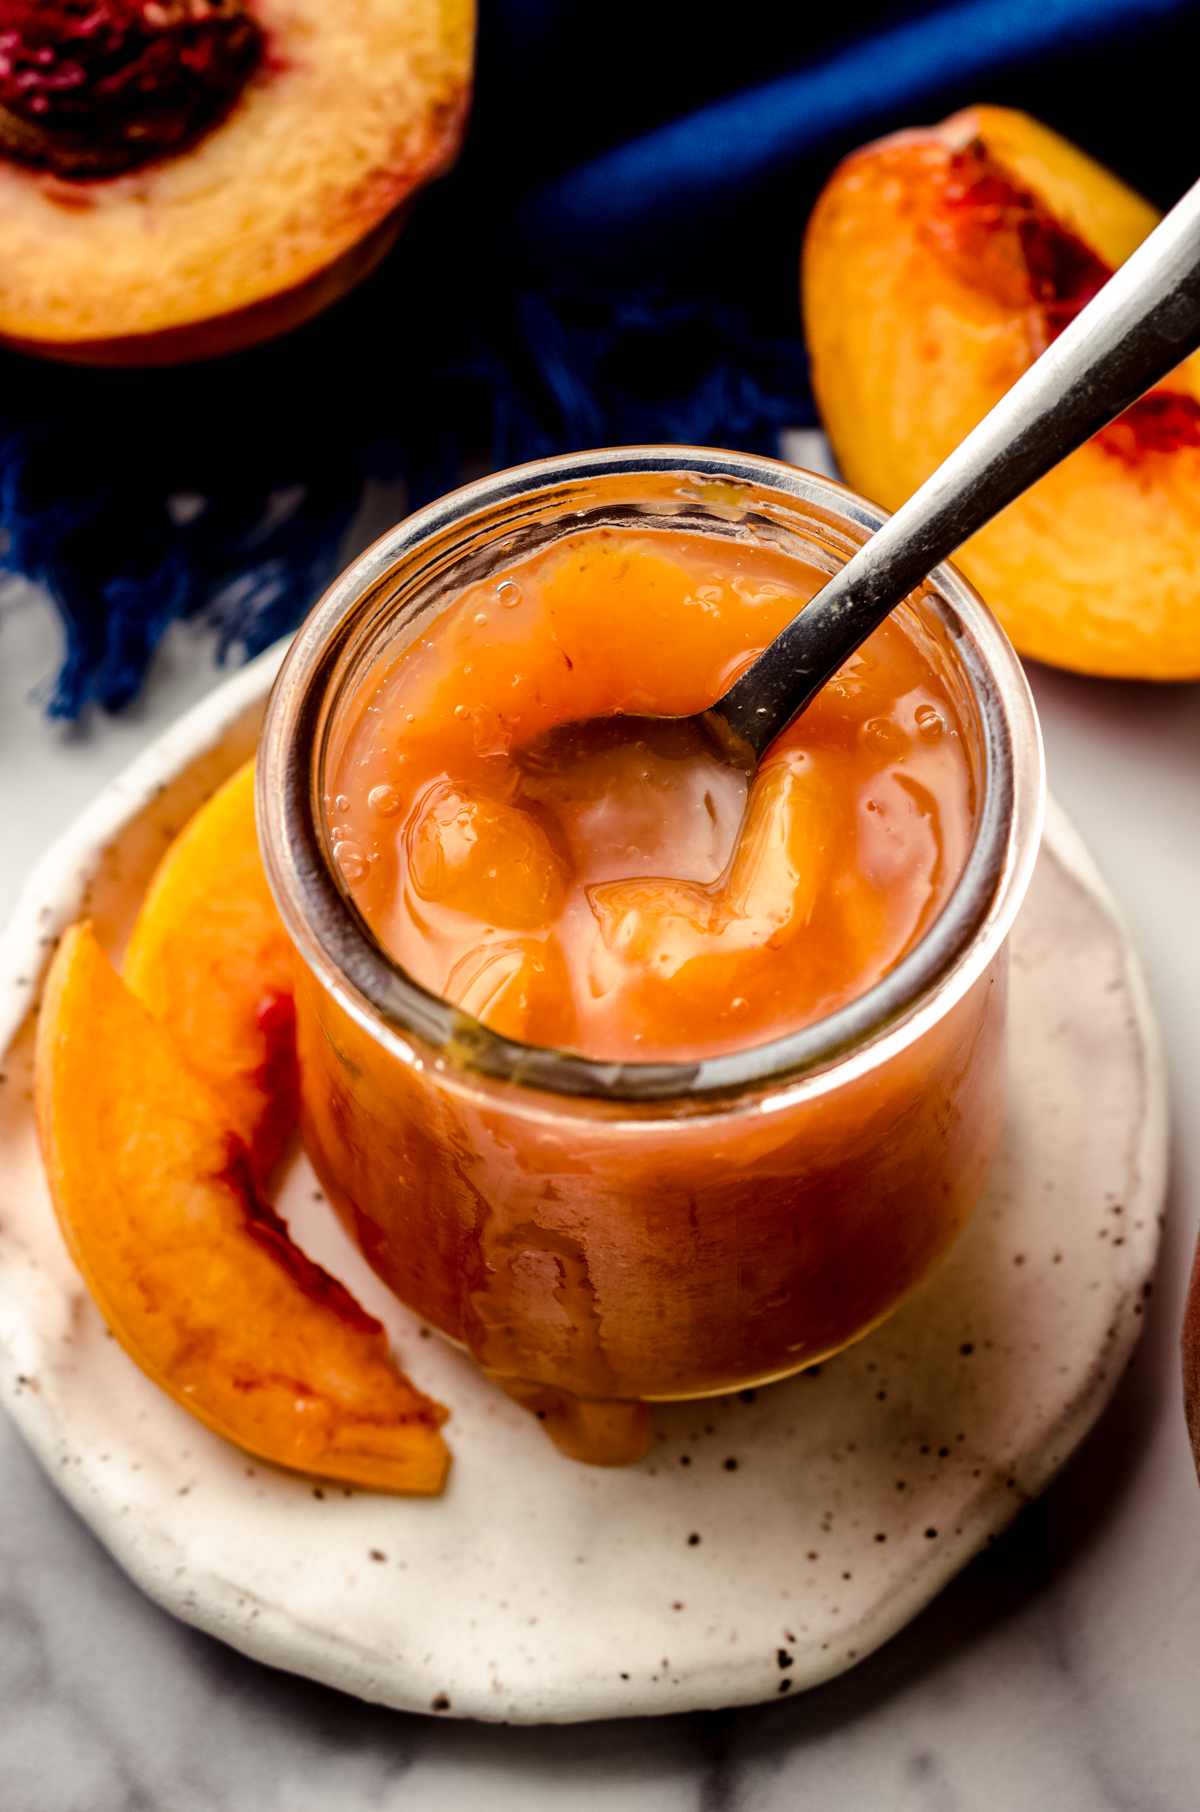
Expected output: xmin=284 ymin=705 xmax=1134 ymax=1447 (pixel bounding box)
xmin=802 ymin=104 xmax=1200 ymax=679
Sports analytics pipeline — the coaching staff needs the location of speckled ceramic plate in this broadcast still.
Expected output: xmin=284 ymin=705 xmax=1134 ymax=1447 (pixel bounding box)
xmin=0 ymin=644 xmax=1167 ymax=1725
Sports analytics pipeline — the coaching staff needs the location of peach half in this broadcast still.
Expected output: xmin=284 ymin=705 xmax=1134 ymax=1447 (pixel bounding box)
xmin=34 ymin=776 xmax=450 ymax=1493
xmin=0 ymin=0 xmax=475 ymax=366
xmin=802 ymin=105 xmax=1200 ymax=679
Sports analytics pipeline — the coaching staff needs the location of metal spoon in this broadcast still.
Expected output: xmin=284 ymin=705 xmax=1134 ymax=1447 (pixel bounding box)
xmin=573 ymin=173 xmax=1200 ymax=771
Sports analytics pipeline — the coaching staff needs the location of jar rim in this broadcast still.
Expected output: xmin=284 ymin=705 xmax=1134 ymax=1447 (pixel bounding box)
xmin=257 ymin=446 xmax=1044 ymax=1105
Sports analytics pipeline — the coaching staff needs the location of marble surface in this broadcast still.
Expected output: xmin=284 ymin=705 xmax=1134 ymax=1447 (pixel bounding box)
xmin=2 ymin=566 xmax=1200 ymax=1806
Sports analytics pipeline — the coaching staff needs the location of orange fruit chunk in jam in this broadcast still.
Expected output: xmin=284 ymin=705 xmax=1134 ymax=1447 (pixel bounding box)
xmin=406 ymin=782 xmax=567 ymax=930
xmin=325 ymin=529 xmax=975 ymax=1063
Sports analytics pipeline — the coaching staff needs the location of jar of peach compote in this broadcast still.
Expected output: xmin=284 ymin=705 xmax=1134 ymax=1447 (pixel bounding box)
xmin=258 ymin=449 xmax=1043 ymax=1466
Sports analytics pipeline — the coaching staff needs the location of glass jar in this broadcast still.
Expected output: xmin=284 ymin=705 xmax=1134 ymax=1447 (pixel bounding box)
xmin=257 ymin=449 xmax=1043 ymax=1464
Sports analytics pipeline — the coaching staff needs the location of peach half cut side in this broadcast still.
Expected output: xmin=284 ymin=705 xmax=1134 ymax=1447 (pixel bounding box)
xmin=35 ymin=919 xmax=450 ymax=1495
xmin=802 ymin=104 xmax=1200 ymax=680
xmin=0 ymin=0 xmax=475 ymax=366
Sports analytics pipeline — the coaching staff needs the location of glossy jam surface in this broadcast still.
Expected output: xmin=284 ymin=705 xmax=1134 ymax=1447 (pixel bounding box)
xmin=325 ymin=529 xmax=976 ymax=1064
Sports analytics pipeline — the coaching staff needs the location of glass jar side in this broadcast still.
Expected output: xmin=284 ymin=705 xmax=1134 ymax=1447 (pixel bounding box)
xmin=294 ymin=946 xmax=1008 ymax=1402
xmin=257 ymin=448 xmax=1043 ymax=1452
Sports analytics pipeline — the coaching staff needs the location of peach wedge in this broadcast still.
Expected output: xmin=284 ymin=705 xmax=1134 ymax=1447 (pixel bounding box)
xmin=123 ymin=760 xmax=296 ymax=1184
xmin=803 ymin=105 xmax=1200 ymax=679
xmin=36 ymin=922 xmax=450 ymax=1494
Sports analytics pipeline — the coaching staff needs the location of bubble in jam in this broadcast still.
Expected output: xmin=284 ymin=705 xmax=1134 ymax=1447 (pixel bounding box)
xmin=368 ymin=784 xmax=402 ymax=817
xmin=323 ymin=528 xmax=975 ymax=1062
xmin=334 ymin=841 xmax=370 ymax=885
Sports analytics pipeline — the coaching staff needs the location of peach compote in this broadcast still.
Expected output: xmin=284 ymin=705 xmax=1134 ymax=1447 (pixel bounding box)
xmin=263 ymin=444 xmax=1044 ymax=1471
xmin=324 ymin=529 xmax=974 ymax=1063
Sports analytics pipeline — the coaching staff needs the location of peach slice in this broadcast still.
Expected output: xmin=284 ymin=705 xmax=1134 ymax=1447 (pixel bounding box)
xmin=0 ymin=0 xmax=475 ymax=365
xmin=802 ymin=105 xmax=1200 ymax=679
xmin=445 ymin=933 xmax=577 ymax=1047
xmin=587 ymin=747 xmax=836 ymax=973
xmin=406 ymin=781 xmax=569 ymax=930
xmin=123 ymin=760 xmax=296 ymax=1184
xmin=36 ymin=921 xmax=450 ymax=1493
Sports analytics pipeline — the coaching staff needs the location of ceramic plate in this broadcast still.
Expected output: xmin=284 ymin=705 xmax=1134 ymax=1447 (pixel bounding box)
xmin=0 ymin=645 xmax=1167 ymax=1724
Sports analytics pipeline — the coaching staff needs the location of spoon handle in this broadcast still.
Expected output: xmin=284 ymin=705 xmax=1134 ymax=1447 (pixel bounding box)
xmin=710 ymin=173 xmax=1200 ymax=765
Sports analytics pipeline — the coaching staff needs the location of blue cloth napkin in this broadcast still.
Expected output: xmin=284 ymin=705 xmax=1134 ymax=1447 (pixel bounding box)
xmin=1 ymin=0 xmax=1196 ymax=715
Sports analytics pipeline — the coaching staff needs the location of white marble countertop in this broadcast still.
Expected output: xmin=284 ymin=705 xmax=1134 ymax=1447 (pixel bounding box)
xmin=2 ymin=563 xmax=1199 ymax=1811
